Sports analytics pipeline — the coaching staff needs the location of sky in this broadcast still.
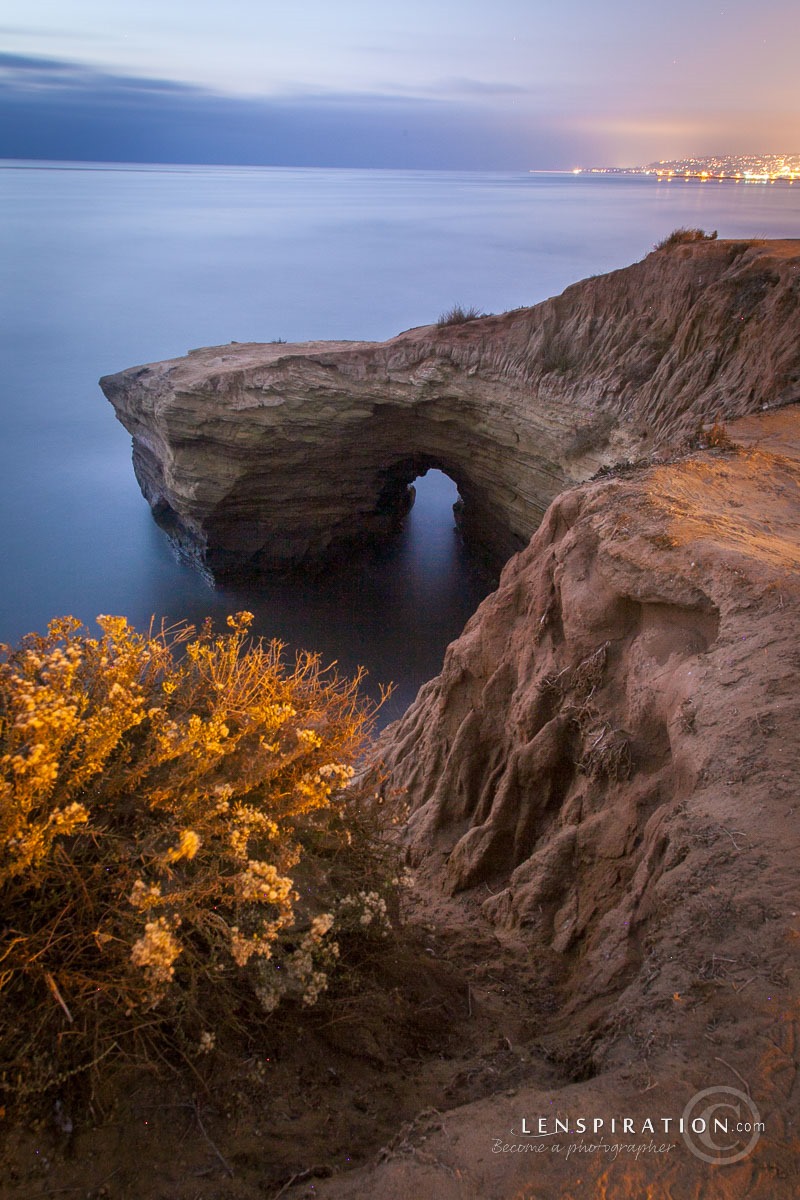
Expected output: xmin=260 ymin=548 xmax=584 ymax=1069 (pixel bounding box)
xmin=0 ymin=0 xmax=798 ymax=169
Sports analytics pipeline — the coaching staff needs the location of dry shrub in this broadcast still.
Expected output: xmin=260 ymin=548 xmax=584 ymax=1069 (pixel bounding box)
xmin=437 ymin=303 xmax=482 ymax=327
xmin=0 ymin=613 xmax=400 ymax=1106
xmin=564 ymin=412 xmax=616 ymax=458
xmin=537 ymin=325 xmax=576 ymax=375
xmin=654 ymin=228 xmax=717 ymax=250
xmin=537 ymin=670 xmax=566 ymax=704
xmin=579 ymin=724 xmax=633 ymax=782
xmin=570 ymin=642 xmax=609 ymax=703
xmin=688 ymin=420 xmax=738 ymax=451
xmin=551 ymin=645 xmax=633 ymax=781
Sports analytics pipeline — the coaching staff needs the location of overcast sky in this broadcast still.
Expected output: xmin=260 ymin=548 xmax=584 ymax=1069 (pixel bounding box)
xmin=1 ymin=0 xmax=798 ymax=168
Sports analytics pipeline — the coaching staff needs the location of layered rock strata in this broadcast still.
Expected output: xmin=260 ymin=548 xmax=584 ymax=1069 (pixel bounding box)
xmin=101 ymin=238 xmax=800 ymax=580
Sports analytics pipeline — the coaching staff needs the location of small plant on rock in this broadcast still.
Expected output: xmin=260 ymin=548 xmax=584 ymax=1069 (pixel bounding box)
xmin=437 ymin=304 xmax=482 ymax=327
xmin=654 ymin=228 xmax=718 ymax=250
xmin=688 ymin=420 xmax=737 ymax=451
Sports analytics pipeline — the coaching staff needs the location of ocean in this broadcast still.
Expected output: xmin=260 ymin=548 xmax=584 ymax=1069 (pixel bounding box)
xmin=0 ymin=163 xmax=796 ymax=721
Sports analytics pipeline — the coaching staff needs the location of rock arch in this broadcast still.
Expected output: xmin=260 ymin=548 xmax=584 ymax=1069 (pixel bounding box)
xmin=102 ymin=340 xmax=555 ymax=581
xmin=100 ymin=241 xmax=800 ymax=582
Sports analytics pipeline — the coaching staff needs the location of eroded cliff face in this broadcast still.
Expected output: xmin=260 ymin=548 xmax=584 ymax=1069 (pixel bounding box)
xmin=381 ymin=409 xmax=800 ymax=953
xmin=101 ymin=238 xmax=800 ymax=579
xmin=347 ymin=407 xmax=800 ymax=1199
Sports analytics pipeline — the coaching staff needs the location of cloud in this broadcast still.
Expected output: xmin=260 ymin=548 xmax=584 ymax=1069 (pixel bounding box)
xmin=433 ymin=77 xmax=531 ymax=97
xmin=0 ymin=52 xmax=79 ymax=72
xmin=0 ymin=52 xmax=567 ymax=169
xmin=0 ymin=52 xmax=205 ymax=95
xmin=373 ymin=75 xmax=533 ymax=99
xmin=6 ymin=50 xmax=783 ymax=170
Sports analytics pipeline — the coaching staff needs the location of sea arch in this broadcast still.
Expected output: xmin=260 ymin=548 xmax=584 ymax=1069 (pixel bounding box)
xmin=195 ymin=432 xmax=527 ymax=581
xmin=101 ymin=334 xmax=579 ymax=583
xmin=101 ymin=242 xmax=800 ymax=584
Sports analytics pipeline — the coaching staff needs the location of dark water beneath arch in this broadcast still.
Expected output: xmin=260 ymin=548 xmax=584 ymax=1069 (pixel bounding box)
xmin=154 ymin=468 xmax=491 ymax=725
xmin=1 ymin=163 xmax=797 ymax=723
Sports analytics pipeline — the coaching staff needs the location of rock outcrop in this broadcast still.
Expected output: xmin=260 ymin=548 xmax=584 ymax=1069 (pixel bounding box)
xmin=101 ymin=238 xmax=800 ymax=580
xmin=380 ymin=405 xmax=800 ymax=921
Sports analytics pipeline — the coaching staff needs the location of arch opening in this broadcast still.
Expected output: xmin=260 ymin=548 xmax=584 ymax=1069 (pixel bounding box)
xmin=343 ymin=464 xmax=492 ymax=715
xmin=372 ymin=452 xmax=514 ymax=578
xmin=397 ymin=468 xmax=464 ymax=581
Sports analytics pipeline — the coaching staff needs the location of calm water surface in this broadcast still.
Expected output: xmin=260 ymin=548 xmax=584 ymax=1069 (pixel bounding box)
xmin=1 ymin=164 xmax=797 ymax=721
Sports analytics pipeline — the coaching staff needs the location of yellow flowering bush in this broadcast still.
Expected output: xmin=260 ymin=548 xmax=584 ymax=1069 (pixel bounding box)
xmin=0 ymin=612 xmax=399 ymax=1105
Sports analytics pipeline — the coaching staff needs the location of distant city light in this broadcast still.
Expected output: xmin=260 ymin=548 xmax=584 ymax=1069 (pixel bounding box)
xmin=566 ymin=154 xmax=799 ymax=182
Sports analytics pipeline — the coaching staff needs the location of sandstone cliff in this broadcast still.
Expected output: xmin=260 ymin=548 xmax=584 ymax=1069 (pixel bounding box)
xmin=381 ymin=403 xmax=799 ymax=922
xmin=327 ymin=404 xmax=800 ymax=1198
xmin=101 ymin=238 xmax=800 ymax=580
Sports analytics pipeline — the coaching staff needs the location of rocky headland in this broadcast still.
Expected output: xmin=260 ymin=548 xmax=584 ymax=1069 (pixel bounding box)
xmin=84 ymin=238 xmax=800 ymax=1197
xmin=101 ymin=237 xmax=800 ymax=580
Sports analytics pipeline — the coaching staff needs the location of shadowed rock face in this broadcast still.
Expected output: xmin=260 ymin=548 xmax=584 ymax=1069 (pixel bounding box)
xmin=101 ymin=239 xmax=800 ymax=580
xmin=370 ymin=408 xmax=800 ymax=1155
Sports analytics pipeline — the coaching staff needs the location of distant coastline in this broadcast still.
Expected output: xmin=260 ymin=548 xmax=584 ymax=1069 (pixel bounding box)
xmin=545 ymin=153 xmax=800 ymax=183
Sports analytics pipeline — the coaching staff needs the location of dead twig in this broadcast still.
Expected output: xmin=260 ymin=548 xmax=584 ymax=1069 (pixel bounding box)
xmin=714 ymin=1056 xmax=752 ymax=1098
xmin=25 ymin=1168 xmax=120 ymax=1198
xmin=721 ymin=828 xmax=748 ymax=852
xmin=192 ymin=1097 xmax=234 ymax=1179
xmin=44 ymin=972 xmax=73 ymax=1024
xmin=270 ymin=1167 xmax=329 ymax=1199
